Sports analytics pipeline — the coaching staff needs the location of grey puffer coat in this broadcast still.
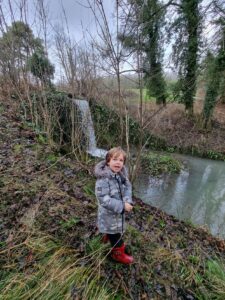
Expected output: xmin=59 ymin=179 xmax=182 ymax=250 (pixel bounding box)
xmin=95 ymin=160 xmax=133 ymax=234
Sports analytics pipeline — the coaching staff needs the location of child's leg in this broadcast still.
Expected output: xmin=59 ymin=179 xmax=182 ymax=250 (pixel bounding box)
xmin=108 ymin=233 xmax=134 ymax=264
xmin=107 ymin=233 xmax=123 ymax=247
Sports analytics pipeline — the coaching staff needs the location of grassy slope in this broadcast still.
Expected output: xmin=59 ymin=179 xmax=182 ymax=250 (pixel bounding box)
xmin=1 ymin=101 xmax=225 ymax=300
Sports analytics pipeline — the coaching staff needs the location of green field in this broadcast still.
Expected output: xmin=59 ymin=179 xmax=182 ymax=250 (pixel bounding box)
xmin=127 ymin=88 xmax=156 ymax=103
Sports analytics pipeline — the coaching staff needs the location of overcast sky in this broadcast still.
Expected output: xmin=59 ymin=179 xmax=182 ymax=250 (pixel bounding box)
xmin=0 ymin=0 xmax=216 ymax=79
xmin=1 ymin=0 xmax=114 ymax=42
xmin=47 ymin=0 xmax=114 ymax=43
xmin=46 ymin=0 xmax=115 ymax=77
xmin=0 ymin=0 xmax=115 ymax=78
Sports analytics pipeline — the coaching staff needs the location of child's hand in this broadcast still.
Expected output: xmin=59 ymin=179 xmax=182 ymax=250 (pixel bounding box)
xmin=124 ymin=202 xmax=133 ymax=212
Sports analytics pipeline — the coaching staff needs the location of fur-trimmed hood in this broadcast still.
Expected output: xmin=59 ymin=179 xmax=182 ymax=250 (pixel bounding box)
xmin=94 ymin=160 xmax=128 ymax=181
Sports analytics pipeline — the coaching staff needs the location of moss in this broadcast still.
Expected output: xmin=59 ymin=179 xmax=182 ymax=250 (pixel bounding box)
xmin=141 ymin=152 xmax=182 ymax=175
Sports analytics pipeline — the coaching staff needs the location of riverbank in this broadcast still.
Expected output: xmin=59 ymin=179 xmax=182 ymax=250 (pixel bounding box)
xmin=128 ymin=100 xmax=225 ymax=161
xmin=1 ymin=101 xmax=225 ymax=299
xmin=90 ymin=99 xmax=225 ymax=162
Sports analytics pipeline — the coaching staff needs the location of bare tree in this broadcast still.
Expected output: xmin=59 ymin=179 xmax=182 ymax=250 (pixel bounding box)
xmin=86 ymin=0 xmax=136 ymax=147
xmin=54 ymin=25 xmax=78 ymax=96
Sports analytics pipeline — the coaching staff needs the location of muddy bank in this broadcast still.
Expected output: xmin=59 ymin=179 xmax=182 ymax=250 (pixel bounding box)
xmin=1 ymin=101 xmax=225 ymax=299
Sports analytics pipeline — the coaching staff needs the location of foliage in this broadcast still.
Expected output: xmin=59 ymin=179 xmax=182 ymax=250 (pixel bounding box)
xmin=202 ymin=52 xmax=221 ymax=127
xmin=205 ymin=150 xmax=225 ymax=161
xmin=169 ymin=143 xmax=225 ymax=162
xmin=170 ymin=0 xmax=202 ymax=114
xmin=166 ymin=79 xmax=180 ymax=101
xmin=142 ymin=0 xmax=167 ymax=105
xmin=0 ymin=233 xmax=111 ymax=300
xmin=28 ymin=50 xmax=55 ymax=86
xmin=29 ymin=90 xmax=84 ymax=150
xmin=218 ymin=73 xmax=225 ymax=103
xmin=90 ymin=100 xmax=225 ymax=161
xmin=1 ymin=102 xmax=225 ymax=299
xmin=90 ymin=100 xmax=168 ymax=150
xmin=83 ymin=181 xmax=95 ymax=197
xmin=120 ymin=0 xmax=167 ymax=105
xmin=0 ymin=21 xmax=43 ymax=84
xmin=60 ymin=217 xmax=81 ymax=229
xmin=89 ymin=100 xmax=120 ymax=148
xmin=195 ymin=259 xmax=225 ymax=299
xmin=141 ymin=152 xmax=182 ymax=175
xmin=203 ymin=28 xmax=225 ymax=127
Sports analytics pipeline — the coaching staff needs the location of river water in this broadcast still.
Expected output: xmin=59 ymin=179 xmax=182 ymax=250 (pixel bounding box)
xmin=134 ymin=154 xmax=225 ymax=239
xmin=77 ymin=99 xmax=225 ymax=239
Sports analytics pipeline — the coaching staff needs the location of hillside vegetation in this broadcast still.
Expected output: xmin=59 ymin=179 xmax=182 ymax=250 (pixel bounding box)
xmin=1 ymin=99 xmax=225 ymax=300
xmin=0 ymin=1 xmax=225 ymax=298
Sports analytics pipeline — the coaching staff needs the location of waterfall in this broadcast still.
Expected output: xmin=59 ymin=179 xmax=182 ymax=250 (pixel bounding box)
xmin=73 ymin=99 xmax=107 ymax=158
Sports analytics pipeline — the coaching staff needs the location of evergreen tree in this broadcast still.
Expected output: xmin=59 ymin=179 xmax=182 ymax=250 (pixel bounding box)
xmin=142 ymin=0 xmax=167 ymax=105
xmin=203 ymin=28 xmax=225 ymax=127
xmin=202 ymin=52 xmax=220 ymax=127
xmin=120 ymin=0 xmax=167 ymax=105
xmin=171 ymin=0 xmax=202 ymax=114
xmin=0 ymin=21 xmax=43 ymax=84
xmin=212 ymin=2 xmax=225 ymax=103
xmin=28 ymin=51 xmax=55 ymax=86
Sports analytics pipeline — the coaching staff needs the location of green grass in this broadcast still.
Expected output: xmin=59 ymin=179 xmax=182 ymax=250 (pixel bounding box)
xmin=190 ymin=259 xmax=225 ymax=299
xmin=0 ymin=232 xmax=112 ymax=300
xmin=59 ymin=217 xmax=81 ymax=229
xmin=127 ymin=84 xmax=180 ymax=103
xmin=199 ymin=259 xmax=225 ymax=299
xmin=1 ymin=220 xmax=225 ymax=300
xmin=128 ymin=88 xmax=155 ymax=102
xmin=83 ymin=181 xmax=95 ymax=197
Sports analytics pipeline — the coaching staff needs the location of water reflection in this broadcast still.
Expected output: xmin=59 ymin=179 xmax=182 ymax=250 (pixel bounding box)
xmin=134 ymin=155 xmax=225 ymax=239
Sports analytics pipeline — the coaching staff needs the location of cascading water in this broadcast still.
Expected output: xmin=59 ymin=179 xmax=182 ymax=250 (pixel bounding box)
xmin=73 ymin=99 xmax=225 ymax=239
xmin=73 ymin=99 xmax=107 ymax=158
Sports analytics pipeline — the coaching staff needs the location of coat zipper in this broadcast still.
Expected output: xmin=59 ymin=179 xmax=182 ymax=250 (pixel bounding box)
xmin=115 ymin=174 xmax=124 ymax=234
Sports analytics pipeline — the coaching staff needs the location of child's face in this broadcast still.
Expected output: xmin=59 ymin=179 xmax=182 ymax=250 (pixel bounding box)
xmin=108 ymin=153 xmax=124 ymax=173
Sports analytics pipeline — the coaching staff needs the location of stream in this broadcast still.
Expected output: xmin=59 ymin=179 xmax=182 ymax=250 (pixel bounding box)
xmin=134 ymin=154 xmax=225 ymax=239
xmin=76 ymin=99 xmax=225 ymax=240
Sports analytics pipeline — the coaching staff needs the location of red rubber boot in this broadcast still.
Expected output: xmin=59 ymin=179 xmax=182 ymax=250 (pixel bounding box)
xmin=111 ymin=244 xmax=134 ymax=264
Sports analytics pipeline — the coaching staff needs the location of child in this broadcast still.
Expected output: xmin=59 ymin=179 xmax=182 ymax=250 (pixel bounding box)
xmin=94 ymin=147 xmax=134 ymax=264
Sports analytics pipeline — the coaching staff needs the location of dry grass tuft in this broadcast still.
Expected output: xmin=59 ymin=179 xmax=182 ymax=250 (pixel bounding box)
xmin=0 ymin=231 xmax=112 ymax=300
